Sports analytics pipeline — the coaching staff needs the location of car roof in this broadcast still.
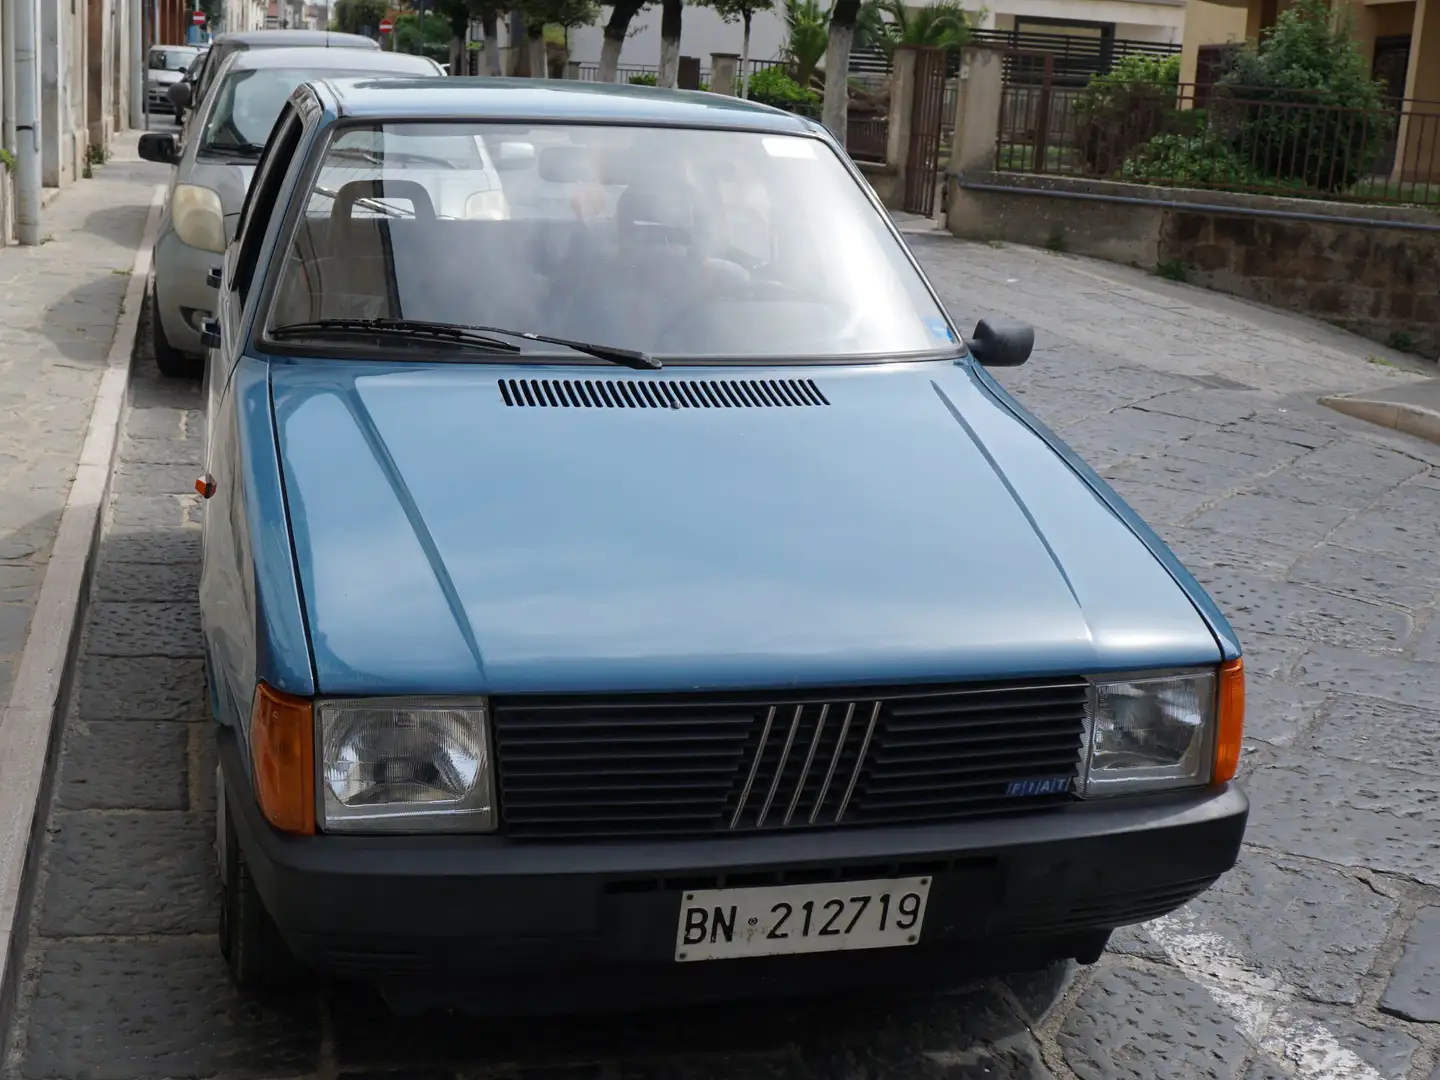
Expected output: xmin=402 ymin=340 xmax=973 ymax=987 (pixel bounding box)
xmin=213 ymin=29 xmax=379 ymax=48
xmin=230 ymin=46 xmax=439 ymax=73
xmin=317 ymin=78 xmax=816 ymax=134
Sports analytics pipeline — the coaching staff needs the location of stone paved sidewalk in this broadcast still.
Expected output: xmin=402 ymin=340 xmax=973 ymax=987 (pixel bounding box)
xmin=0 ymin=135 xmax=169 ymax=712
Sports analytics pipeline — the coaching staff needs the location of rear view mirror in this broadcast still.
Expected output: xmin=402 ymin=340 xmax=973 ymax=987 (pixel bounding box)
xmin=494 ymin=141 xmax=536 ymax=171
xmin=138 ymin=132 xmax=179 ymax=165
xmin=967 ymin=318 xmax=1034 ymax=368
xmin=166 ymin=81 xmax=192 ymax=109
xmin=537 ymin=145 xmax=592 ymax=183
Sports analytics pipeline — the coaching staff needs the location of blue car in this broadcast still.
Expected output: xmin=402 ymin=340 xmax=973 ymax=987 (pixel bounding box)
xmin=199 ymin=77 xmax=1247 ymax=1013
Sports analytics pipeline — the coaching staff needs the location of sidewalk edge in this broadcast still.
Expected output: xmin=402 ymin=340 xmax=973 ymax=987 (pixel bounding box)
xmin=1319 ymin=394 xmax=1440 ymax=447
xmin=0 ymin=184 xmax=166 ymax=1027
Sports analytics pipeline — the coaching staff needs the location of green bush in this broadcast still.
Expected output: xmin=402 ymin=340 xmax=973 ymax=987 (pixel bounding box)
xmin=628 ymin=72 xmax=657 ymax=85
xmin=1121 ymin=133 xmax=1268 ymax=188
xmin=746 ymin=65 xmax=819 ymax=114
xmin=1073 ymin=54 xmax=1184 ymax=177
xmin=1213 ymin=0 xmax=1394 ymax=192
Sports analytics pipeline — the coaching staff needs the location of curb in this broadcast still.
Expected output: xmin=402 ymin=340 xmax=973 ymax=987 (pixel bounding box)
xmin=1319 ymin=394 xmax=1440 ymax=447
xmin=0 ymin=184 xmax=166 ymax=1020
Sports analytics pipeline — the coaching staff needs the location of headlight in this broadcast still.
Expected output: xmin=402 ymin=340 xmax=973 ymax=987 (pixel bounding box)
xmin=172 ymin=183 xmax=226 ymax=253
xmin=317 ymin=697 xmax=495 ymax=833
xmin=1080 ymin=669 xmax=1217 ymax=796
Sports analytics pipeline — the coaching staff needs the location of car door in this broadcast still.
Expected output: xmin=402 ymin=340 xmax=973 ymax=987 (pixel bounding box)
xmin=200 ymin=101 xmax=308 ymax=729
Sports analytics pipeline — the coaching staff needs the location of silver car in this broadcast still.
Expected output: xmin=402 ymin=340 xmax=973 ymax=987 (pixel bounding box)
xmin=137 ymin=46 xmax=444 ymax=376
xmin=147 ymin=44 xmax=202 ymax=116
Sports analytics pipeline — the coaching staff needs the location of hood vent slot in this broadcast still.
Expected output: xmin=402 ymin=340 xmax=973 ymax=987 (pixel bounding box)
xmin=499 ymin=377 xmax=829 ymax=409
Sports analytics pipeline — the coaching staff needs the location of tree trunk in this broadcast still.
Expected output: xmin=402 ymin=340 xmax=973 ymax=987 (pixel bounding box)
xmin=528 ymin=30 xmax=548 ymax=78
xmin=509 ymin=10 xmax=528 ymax=75
xmin=449 ymin=36 xmax=463 ymax=74
xmin=657 ymin=0 xmax=682 ymax=88
xmin=740 ymin=10 xmax=751 ymax=98
xmin=482 ymin=11 xmax=501 ymax=76
xmin=821 ymin=0 xmax=859 ymax=144
xmin=599 ymin=0 xmax=643 ymax=82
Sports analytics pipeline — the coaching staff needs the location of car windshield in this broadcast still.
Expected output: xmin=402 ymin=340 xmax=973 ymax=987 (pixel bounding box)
xmin=149 ymin=47 xmax=197 ymax=71
xmin=266 ymin=121 xmax=956 ymax=360
xmin=201 ymin=67 xmax=372 ymax=155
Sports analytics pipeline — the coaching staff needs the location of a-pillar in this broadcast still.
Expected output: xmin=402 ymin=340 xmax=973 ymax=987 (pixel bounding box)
xmin=943 ymin=44 xmax=1004 ymax=236
xmin=710 ymin=53 xmax=738 ymax=96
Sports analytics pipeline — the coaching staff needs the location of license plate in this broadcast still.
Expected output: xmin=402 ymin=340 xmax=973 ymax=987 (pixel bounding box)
xmin=674 ymin=877 xmax=931 ymax=962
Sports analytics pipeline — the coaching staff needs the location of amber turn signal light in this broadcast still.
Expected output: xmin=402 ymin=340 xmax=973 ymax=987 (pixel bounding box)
xmin=1213 ymin=658 xmax=1245 ymax=785
xmin=250 ymin=683 xmax=315 ymax=835
xmin=195 ymin=474 xmax=216 ymax=499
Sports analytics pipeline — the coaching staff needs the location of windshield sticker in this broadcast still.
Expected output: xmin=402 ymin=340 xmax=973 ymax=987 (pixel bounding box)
xmin=925 ymin=317 xmax=957 ymax=343
xmin=762 ymin=137 xmax=817 ymax=159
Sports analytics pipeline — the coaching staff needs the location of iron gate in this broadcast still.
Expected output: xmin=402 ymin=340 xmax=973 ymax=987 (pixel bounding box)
xmin=904 ymin=46 xmax=947 ymax=216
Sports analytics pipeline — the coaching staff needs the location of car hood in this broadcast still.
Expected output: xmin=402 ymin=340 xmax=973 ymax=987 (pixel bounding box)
xmin=269 ymin=361 xmax=1221 ymax=696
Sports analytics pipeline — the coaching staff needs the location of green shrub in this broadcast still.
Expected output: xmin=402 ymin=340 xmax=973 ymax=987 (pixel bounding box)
xmin=746 ymin=65 xmax=819 ymax=114
xmin=1074 ymin=54 xmax=1183 ymax=176
xmin=628 ymin=72 xmax=657 ymax=85
xmin=1122 ymin=133 xmax=1268 ymax=188
xmin=1213 ymin=0 xmax=1394 ymax=192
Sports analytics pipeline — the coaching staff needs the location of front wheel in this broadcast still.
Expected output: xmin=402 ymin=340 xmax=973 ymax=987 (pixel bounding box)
xmin=218 ymin=783 xmax=306 ymax=994
xmin=150 ymin=283 xmax=202 ymax=379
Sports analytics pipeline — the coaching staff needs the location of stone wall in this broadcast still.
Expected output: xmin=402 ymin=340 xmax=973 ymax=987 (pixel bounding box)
xmin=945 ymin=170 xmax=1440 ymax=358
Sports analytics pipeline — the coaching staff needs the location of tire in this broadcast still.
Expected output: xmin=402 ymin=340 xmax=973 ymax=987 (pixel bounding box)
xmin=150 ymin=282 xmax=203 ymax=380
xmin=218 ymin=787 xmax=306 ymax=994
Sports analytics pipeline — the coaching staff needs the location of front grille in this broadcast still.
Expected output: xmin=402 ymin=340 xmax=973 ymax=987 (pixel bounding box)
xmin=492 ymin=679 xmax=1089 ymax=841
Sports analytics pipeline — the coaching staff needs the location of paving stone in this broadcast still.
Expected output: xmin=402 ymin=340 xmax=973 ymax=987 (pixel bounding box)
xmin=112 ymin=461 xmax=204 ymax=496
xmin=1156 ymin=527 xmax=1294 ymax=580
xmin=0 ymin=600 xmax=33 ymax=652
xmin=1244 ymin=1007 xmax=1420 ymax=1079
xmin=1379 ymin=906 xmax=1440 ymax=1023
xmin=999 ymin=962 xmax=1076 ymax=1024
xmin=1244 ymin=467 xmax=1404 ymax=510
xmin=124 ymin=406 xmax=186 ymax=440
xmin=77 ymin=655 xmax=208 ymax=720
xmin=1133 ymin=389 xmax=1261 ymax=427
xmin=1110 ymin=852 xmax=1396 ymax=1006
xmin=20 ymin=938 xmax=320 ymax=1079
xmin=101 ymin=525 xmax=203 ymax=563
xmin=85 ymin=600 xmax=203 ymax=657
xmin=1293 ymin=647 xmax=1440 ymax=710
xmin=1287 ymin=544 xmax=1440 ymax=610
xmin=93 ymin=558 xmax=200 ymax=602
xmin=119 ymin=434 xmax=203 ymax=465
xmin=1058 ymin=964 xmax=1251 ymax=1080
xmin=1232 ymin=632 xmax=1308 ymax=681
xmin=1201 ymin=575 xmax=1411 ymax=651
xmin=38 ymin=810 xmax=218 ymax=935
xmin=1108 ymin=452 xmax=1268 ymax=497
xmin=1301 ymin=696 xmax=1440 ymax=775
xmin=56 ymin=719 xmax=190 ymax=810
xmin=1103 ymin=479 xmax=1213 ymax=526
xmin=109 ymin=492 xmax=192 ymax=528
xmin=0 ymin=562 xmax=42 ymax=602
xmin=1244 ymin=756 xmax=1440 ymax=887
xmin=1242 ymin=675 xmax=1326 ymax=748
xmin=1327 ymin=507 xmax=1435 ymax=558
xmin=1406 ymin=610 xmax=1440 ymax=665
xmin=1186 ymin=494 xmax=1354 ymax=552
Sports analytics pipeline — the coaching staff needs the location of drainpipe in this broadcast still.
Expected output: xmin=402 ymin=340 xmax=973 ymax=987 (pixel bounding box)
xmin=3 ymin=0 xmax=17 ymax=153
xmin=14 ymin=0 xmax=42 ymax=244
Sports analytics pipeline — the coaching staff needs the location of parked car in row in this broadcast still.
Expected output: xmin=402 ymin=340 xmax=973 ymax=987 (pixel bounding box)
xmin=198 ymin=77 xmax=1247 ymax=1014
xmin=147 ymin=44 xmax=202 ymax=118
xmin=167 ymin=28 xmax=379 ymax=126
xmin=140 ymin=46 xmax=444 ymax=376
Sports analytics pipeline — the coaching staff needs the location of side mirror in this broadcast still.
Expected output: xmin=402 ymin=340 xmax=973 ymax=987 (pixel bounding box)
xmin=166 ymin=81 xmax=192 ymax=109
xmin=199 ymin=317 xmax=222 ymax=350
xmin=137 ymin=132 xmax=179 ymax=165
xmin=494 ymin=141 xmax=536 ymax=172
xmin=967 ymin=318 xmax=1034 ymax=368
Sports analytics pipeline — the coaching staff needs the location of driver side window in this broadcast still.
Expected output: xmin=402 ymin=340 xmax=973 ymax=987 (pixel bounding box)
xmin=233 ymin=105 xmax=304 ymax=305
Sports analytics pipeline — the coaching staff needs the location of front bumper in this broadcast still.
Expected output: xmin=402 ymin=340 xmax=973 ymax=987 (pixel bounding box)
xmin=154 ymin=225 xmax=219 ymax=357
xmin=220 ymin=731 xmax=1247 ymax=1011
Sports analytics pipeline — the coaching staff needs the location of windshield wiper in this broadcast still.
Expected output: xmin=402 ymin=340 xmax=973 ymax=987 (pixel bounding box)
xmin=325 ymin=145 xmax=459 ymax=169
xmin=268 ymin=318 xmax=521 ymax=354
xmin=270 ymin=318 xmax=661 ymax=370
xmin=202 ymin=141 xmax=265 ymax=158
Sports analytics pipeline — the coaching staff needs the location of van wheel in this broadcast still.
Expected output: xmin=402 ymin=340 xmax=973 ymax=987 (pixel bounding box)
xmin=150 ymin=285 xmax=202 ymax=380
xmin=219 ymin=792 xmax=304 ymax=994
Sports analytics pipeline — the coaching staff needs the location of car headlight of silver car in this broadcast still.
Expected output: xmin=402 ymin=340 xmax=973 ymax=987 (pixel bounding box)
xmin=171 ymin=183 xmax=226 ymax=253
xmin=316 ymin=697 xmax=495 ymax=833
xmin=1078 ymin=665 xmax=1242 ymax=797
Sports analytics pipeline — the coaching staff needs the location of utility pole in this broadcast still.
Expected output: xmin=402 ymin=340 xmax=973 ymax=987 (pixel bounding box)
xmin=14 ymin=0 xmax=42 ymax=244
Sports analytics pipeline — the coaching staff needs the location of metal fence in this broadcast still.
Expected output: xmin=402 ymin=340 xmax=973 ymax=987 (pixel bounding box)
xmin=996 ymin=80 xmax=1440 ymax=206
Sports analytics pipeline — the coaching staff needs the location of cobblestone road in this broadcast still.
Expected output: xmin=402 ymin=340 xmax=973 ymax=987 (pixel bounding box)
xmin=5 ymin=236 xmax=1439 ymax=1079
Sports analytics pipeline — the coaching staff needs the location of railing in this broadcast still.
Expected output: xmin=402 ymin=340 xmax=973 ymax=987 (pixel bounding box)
xmin=996 ymin=80 xmax=1440 ymax=207
xmin=848 ymin=117 xmax=888 ymax=162
xmin=974 ymin=29 xmax=1181 ymax=88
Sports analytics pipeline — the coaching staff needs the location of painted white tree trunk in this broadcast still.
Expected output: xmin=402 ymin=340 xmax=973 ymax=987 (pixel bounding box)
xmin=484 ymin=26 xmax=501 ymax=75
xmin=529 ymin=36 xmax=548 ymax=78
xmin=658 ymin=36 xmax=680 ymax=87
xmin=820 ymin=22 xmax=854 ymax=144
xmin=740 ymin=14 xmax=751 ymax=98
xmin=599 ymin=36 xmax=623 ymax=82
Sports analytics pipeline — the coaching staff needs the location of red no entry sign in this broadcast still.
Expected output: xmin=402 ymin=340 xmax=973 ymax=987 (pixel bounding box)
xmin=378 ymin=17 xmax=393 ymax=32
xmin=192 ymin=9 xmax=205 ymax=24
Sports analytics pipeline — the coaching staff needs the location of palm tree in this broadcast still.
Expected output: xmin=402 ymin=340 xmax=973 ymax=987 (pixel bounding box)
xmin=877 ymin=0 xmax=971 ymax=53
xmin=782 ymin=0 xmax=829 ymax=87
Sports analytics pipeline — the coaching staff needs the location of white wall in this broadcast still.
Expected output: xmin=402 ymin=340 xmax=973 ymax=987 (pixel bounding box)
xmin=560 ymin=5 xmax=791 ymax=71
